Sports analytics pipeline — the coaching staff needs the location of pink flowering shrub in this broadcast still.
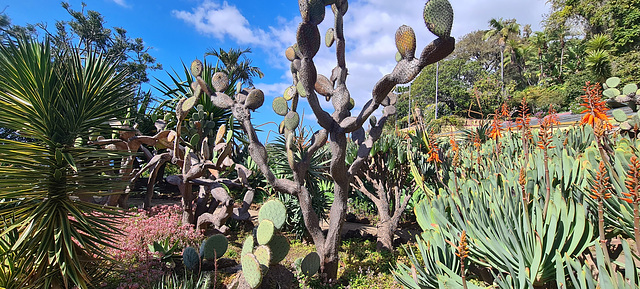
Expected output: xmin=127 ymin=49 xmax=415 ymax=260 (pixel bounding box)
xmin=105 ymin=205 xmax=205 ymax=289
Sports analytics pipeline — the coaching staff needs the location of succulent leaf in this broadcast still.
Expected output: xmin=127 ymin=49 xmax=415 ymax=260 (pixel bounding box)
xmin=423 ymin=0 xmax=454 ymax=38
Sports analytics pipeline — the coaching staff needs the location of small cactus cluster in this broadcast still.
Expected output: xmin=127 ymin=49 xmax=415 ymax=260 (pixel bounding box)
xmin=182 ymin=234 xmax=228 ymax=271
xmin=604 ymin=77 xmax=640 ymax=135
xmin=240 ymin=199 xmax=291 ymax=288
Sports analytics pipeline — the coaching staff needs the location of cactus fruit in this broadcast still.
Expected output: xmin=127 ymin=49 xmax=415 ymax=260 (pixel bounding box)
xmin=395 ymin=25 xmax=417 ymax=60
xmin=296 ymin=23 xmax=321 ymax=58
xmin=242 ymin=235 xmax=255 ymax=256
xmin=200 ymin=234 xmax=228 ymax=260
xmin=284 ymin=85 xmax=297 ymax=101
xmin=285 ymin=46 xmax=297 ymax=62
xmin=190 ymin=59 xmax=203 ymax=77
xmin=246 ymin=89 xmax=265 ymax=110
xmin=212 ymin=72 xmax=229 ymax=92
xmin=297 ymin=81 xmax=308 ymax=97
xmin=315 ymin=74 xmax=334 ymax=97
xmin=268 ymin=234 xmax=290 ymax=265
xmin=258 ymin=200 xmax=287 ymax=230
xmin=257 ymin=219 xmax=275 ymax=245
xmin=299 ymin=0 xmax=325 ymax=26
xmin=325 ymin=28 xmax=335 ymax=47
xmin=284 ymin=111 xmax=300 ymax=131
xmin=301 ymin=252 xmax=321 ymax=276
xmin=272 ymin=97 xmax=289 ymax=116
xmin=254 ymin=245 xmax=272 ymax=267
xmin=182 ymin=246 xmax=200 ymax=271
xmin=241 ymin=253 xmax=263 ymax=288
xmin=423 ymin=0 xmax=454 ymax=38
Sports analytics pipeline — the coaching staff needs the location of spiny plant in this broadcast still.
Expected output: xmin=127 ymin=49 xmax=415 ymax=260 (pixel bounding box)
xmin=237 ymin=199 xmax=308 ymax=288
xmin=181 ymin=234 xmax=228 ymax=273
xmin=188 ymin=0 xmax=455 ymax=282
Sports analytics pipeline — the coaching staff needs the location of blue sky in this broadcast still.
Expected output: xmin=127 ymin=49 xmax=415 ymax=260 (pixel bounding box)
xmin=5 ymin=0 xmax=549 ymax=141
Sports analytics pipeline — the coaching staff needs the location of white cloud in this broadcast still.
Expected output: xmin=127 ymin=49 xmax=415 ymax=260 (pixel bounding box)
xmin=173 ymin=0 xmax=549 ymax=127
xmin=111 ymin=0 xmax=129 ymax=8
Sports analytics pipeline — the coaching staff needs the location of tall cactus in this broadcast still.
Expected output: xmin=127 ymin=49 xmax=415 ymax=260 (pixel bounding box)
xmin=190 ymin=0 xmax=455 ymax=282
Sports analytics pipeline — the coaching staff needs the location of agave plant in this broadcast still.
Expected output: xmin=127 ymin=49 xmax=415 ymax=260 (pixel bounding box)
xmin=0 ymin=36 xmax=133 ymax=288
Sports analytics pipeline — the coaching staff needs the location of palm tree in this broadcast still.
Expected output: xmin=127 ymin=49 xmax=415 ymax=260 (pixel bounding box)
xmin=530 ymin=31 xmax=548 ymax=83
xmin=0 ymin=35 xmax=133 ymax=288
xmin=204 ymin=47 xmax=264 ymax=86
xmin=483 ymin=18 xmax=520 ymax=97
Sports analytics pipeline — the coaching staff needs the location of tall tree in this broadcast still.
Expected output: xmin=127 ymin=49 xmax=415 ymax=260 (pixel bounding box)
xmin=483 ymin=18 xmax=521 ymax=98
xmin=205 ymin=47 xmax=264 ymax=86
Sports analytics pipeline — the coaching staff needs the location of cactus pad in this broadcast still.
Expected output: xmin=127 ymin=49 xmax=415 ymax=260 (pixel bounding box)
xmin=200 ymin=234 xmax=228 ymax=260
xmin=296 ymin=23 xmax=321 ymax=58
xmin=284 ymin=85 xmax=297 ymax=101
xmin=258 ymin=200 xmax=287 ymax=230
xmin=613 ymin=109 xmax=628 ymax=122
xmin=182 ymin=246 xmax=200 ymax=271
xmin=191 ymin=59 xmax=204 ymax=77
xmin=268 ymin=234 xmax=290 ymax=264
xmin=301 ymin=252 xmax=321 ymax=276
xmin=183 ymin=96 xmax=198 ymax=114
xmin=212 ymin=72 xmax=229 ymax=92
xmin=369 ymin=116 xmax=377 ymax=127
xmin=272 ymin=97 xmax=289 ymax=116
xmin=215 ymin=124 xmax=226 ymax=144
xmin=623 ymin=83 xmax=638 ymax=95
xmin=606 ymin=77 xmax=621 ymax=88
xmin=315 ymin=74 xmax=334 ymax=97
xmin=254 ymin=245 xmax=272 ymax=267
xmin=395 ymin=25 xmax=417 ymax=59
xmin=299 ymin=0 xmax=326 ymax=25
xmin=395 ymin=51 xmax=402 ymax=62
xmin=325 ymin=28 xmax=335 ymax=47
xmin=285 ymin=46 xmax=297 ymax=61
xmin=241 ymin=254 xmax=263 ymax=288
xmin=242 ymin=235 xmax=255 ymax=256
xmin=297 ymin=81 xmax=308 ymax=97
xmin=423 ymin=0 xmax=453 ymax=38
xmin=347 ymin=97 xmax=355 ymax=110
xmin=284 ymin=111 xmax=300 ymax=131
xmin=603 ymin=88 xmax=620 ymax=98
xmin=246 ymin=89 xmax=265 ymax=110
xmin=257 ymin=219 xmax=275 ymax=245
xmin=279 ymin=121 xmax=286 ymax=134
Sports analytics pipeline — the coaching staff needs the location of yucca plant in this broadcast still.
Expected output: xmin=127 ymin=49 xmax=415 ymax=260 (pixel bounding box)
xmin=0 ymin=35 xmax=133 ymax=288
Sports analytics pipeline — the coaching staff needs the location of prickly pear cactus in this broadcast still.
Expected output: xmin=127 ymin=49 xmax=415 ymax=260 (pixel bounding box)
xmin=301 ymin=251 xmax=321 ymax=276
xmin=182 ymin=246 xmax=200 ymax=271
xmin=240 ymin=199 xmax=291 ymax=288
xmin=241 ymin=253 xmax=263 ymax=288
xmin=200 ymin=234 xmax=228 ymax=260
xmin=603 ymin=76 xmax=640 ymax=137
xmin=257 ymin=200 xmax=287 ymax=230
xmin=423 ymin=0 xmax=454 ymax=38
